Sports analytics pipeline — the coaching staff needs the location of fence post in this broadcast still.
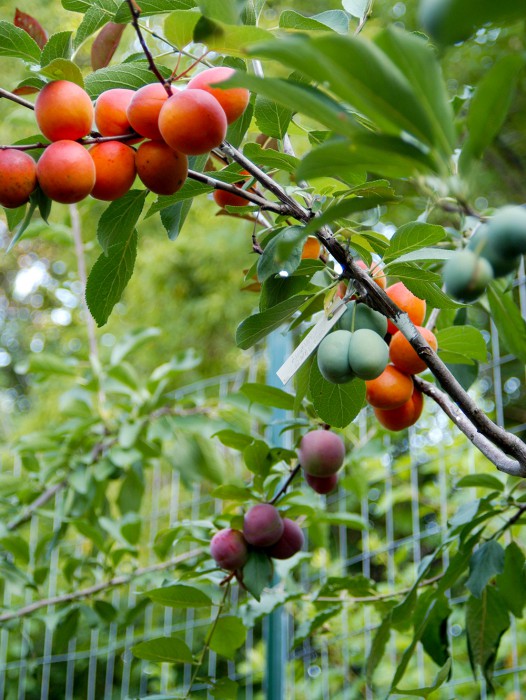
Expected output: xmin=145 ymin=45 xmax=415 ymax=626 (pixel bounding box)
xmin=264 ymin=328 xmax=292 ymax=700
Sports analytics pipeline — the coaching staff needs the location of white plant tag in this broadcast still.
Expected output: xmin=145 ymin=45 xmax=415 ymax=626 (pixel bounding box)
xmin=276 ymin=298 xmax=347 ymax=385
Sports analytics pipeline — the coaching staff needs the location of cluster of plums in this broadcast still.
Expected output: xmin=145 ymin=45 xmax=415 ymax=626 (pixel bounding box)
xmin=317 ymin=266 xmax=437 ymax=432
xmin=210 ymin=428 xmax=347 ymax=574
xmin=0 ymin=68 xmax=249 ymax=208
xmin=443 ymin=206 xmax=526 ymax=302
xmin=210 ymin=504 xmax=304 ymax=573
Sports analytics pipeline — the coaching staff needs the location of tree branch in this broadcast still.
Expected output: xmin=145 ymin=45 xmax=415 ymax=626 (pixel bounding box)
xmin=6 ymin=480 xmax=67 ymax=531
xmin=414 ymin=376 xmax=525 ymax=476
xmin=187 ymin=168 xmax=288 ymax=215
xmin=269 ymin=463 xmax=302 ymax=505
xmin=0 ymin=548 xmax=203 ymax=623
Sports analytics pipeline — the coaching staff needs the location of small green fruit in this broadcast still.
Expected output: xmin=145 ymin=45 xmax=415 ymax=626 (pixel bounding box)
xmin=486 ymin=206 xmax=526 ymax=256
xmin=443 ymin=250 xmax=494 ymax=302
xmin=317 ymin=330 xmax=354 ymax=384
xmin=467 ymin=225 xmax=520 ymax=278
xmin=339 ymin=301 xmax=388 ymax=337
xmin=348 ymin=329 xmax=389 ymax=380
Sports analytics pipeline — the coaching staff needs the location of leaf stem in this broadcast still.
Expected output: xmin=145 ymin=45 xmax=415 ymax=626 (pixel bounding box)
xmin=183 ymin=582 xmax=231 ymax=698
xmin=125 ymin=0 xmax=173 ymax=94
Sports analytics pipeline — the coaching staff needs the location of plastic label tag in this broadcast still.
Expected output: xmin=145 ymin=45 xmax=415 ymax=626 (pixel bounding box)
xmin=276 ymin=298 xmax=347 ymax=385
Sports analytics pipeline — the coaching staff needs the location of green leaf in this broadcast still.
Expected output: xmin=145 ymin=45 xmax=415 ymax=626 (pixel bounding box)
xmin=243 ymin=439 xmax=271 ymax=476
xmin=254 ymin=95 xmax=292 ymax=140
xmin=145 ymin=584 xmax=212 ymax=608
xmin=249 ymin=33 xmax=438 ymax=148
xmin=384 ymin=263 xmax=441 ymax=284
xmin=466 ymin=541 xmax=505 ymax=599
xmin=402 ymin=278 xmax=462 ymax=310
xmin=39 ymin=58 xmax=84 ymax=86
xmin=343 ymin=0 xmax=369 ymax=19
xmin=303 ymin=193 xmax=398 ymax=236
xmin=487 ymin=281 xmax=526 ymax=364
xmin=164 ymin=10 xmax=201 ymax=49
xmin=242 ymin=551 xmax=273 ymax=601
xmin=394 ymin=248 xmax=455 ymax=264
xmin=40 ymin=31 xmax=73 ymax=65
xmin=415 ymin=590 xmax=451 ymax=668
xmin=28 ymin=353 xmax=78 ymax=376
xmin=257 ymin=227 xmax=305 ymax=283
xmin=240 ymin=383 xmax=294 ymax=410
xmin=294 ymin=605 xmax=341 ymax=647
xmin=62 ymin=0 xmax=92 ymax=11
xmin=366 ymin=613 xmax=392 ymax=683
xmin=114 ymin=0 xmax=197 ymax=22
xmin=243 ymin=143 xmax=299 ymax=173
xmin=85 ymin=230 xmax=138 ymax=327
xmin=74 ymin=2 xmax=120 ymax=49
xmin=392 ymin=658 xmax=452 ymax=698
xmin=436 ymin=325 xmax=487 ymax=364
xmin=279 ymin=10 xmax=349 ymax=34
xmin=496 ymin=542 xmax=526 ymax=618
xmin=466 ymin=587 xmax=510 ymax=690
xmin=375 ymin=26 xmax=455 ymax=158
xmin=223 ymin=74 xmax=360 ymax=139
xmin=456 ymin=474 xmax=504 ymax=491
xmin=460 ymin=54 xmax=524 ymax=173
xmin=0 ymin=20 xmax=42 ymax=63
xmin=110 ymin=327 xmax=161 ymax=365
xmin=97 ymin=190 xmax=148 ymax=253
xmin=318 ymin=512 xmax=367 ymax=529
xmin=384 ymin=222 xmax=446 ymax=263
xmin=236 ymin=295 xmax=311 ymax=349
xmin=309 ymin=361 xmax=366 ymax=429
xmin=147 ymin=179 xmax=213 ymax=217
xmin=227 ymin=98 xmax=253 ymax=148
xmin=84 ymin=61 xmax=171 ymax=98
xmin=131 ymin=636 xmax=193 ymax=663
xmin=297 ymin=134 xmax=437 ymax=182
xmin=209 ymin=616 xmax=247 ymax=659
xmin=211 ymin=484 xmax=252 ymax=501
xmin=212 ymin=430 xmax=254 ymax=450
xmin=199 ymin=0 xmax=247 ymax=24
xmin=194 ymin=18 xmax=273 ymax=57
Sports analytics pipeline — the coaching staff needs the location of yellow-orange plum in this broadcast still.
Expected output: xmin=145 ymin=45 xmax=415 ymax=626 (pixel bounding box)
xmin=95 ymin=88 xmax=135 ymax=136
xmin=158 ymin=89 xmax=227 ymax=156
xmin=35 ymin=80 xmax=94 ymax=142
xmin=90 ymin=141 xmax=136 ymax=201
xmin=37 ymin=141 xmax=95 ymax=204
xmin=187 ymin=66 xmax=250 ymax=124
xmin=126 ymin=83 xmax=170 ymax=140
xmin=0 ymin=150 xmax=37 ymax=208
xmin=135 ymin=141 xmax=188 ymax=195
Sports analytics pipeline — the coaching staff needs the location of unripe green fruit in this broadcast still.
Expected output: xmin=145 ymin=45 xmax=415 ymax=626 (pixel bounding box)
xmin=317 ymin=330 xmax=354 ymax=384
xmin=468 ymin=225 xmax=520 ymax=278
xmin=443 ymin=250 xmax=494 ymax=302
xmin=486 ymin=206 xmax=526 ymax=257
xmin=348 ymin=329 xmax=389 ymax=380
xmin=339 ymin=301 xmax=388 ymax=337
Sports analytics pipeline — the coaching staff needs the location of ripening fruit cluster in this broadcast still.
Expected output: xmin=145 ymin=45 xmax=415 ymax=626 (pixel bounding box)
xmin=442 ymin=207 xmax=526 ymax=303
xmin=210 ymin=504 xmax=304 ymax=573
xmin=0 ymin=69 xmax=250 ymax=209
xmin=317 ymin=269 xmax=437 ymax=432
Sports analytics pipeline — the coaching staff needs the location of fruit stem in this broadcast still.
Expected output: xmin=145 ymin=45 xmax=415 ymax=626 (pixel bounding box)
xmin=269 ymin=463 xmax=302 ymax=505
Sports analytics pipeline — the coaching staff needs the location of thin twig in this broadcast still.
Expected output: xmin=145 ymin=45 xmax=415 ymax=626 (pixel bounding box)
xmin=0 ymin=549 xmax=203 ymax=623
xmin=125 ymin=0 xmax=173 ymax=94
xmin=187 ymin=168 xmax=288 ymax=215
xmin=0 ymin=132 xmax=141 ymax=152
xmin=6 ymin=480 xmax=67 ymax=531
xmin=315 ymin=573 xmax=444 ymax=604
xmin=183 ymin=582 xmax=230 ymax=698
xmin=270 ymin=464 xmax=302 ymax=505
xmin=0 ymin=87 xmax=34 ymax=110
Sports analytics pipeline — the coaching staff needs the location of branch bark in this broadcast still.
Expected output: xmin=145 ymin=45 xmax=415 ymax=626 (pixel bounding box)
xmin=0 ymin=548 xmax=203 ymax=623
